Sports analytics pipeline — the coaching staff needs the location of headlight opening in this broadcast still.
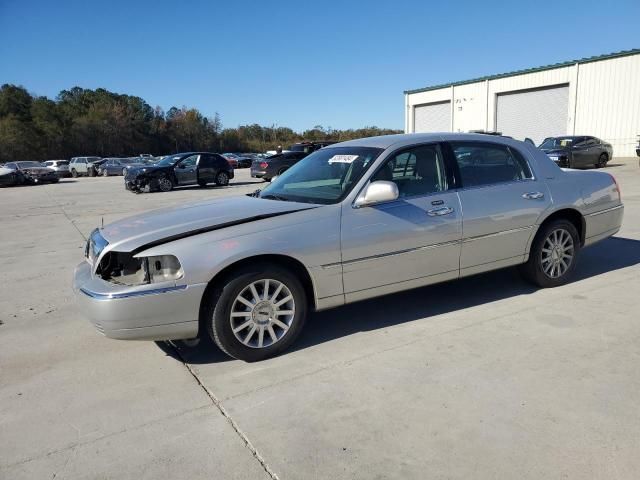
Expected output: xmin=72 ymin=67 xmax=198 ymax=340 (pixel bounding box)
xmin=97 ymin=252 xmax=183 ymax=285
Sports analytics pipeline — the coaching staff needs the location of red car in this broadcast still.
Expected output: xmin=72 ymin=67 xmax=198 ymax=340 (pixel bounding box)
xmin=222 ymin=153 xmax=239 ymax=168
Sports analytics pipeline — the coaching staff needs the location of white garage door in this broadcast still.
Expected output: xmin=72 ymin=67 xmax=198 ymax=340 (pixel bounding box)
xmin=496 ymin=84 xmax=569 ymax=145
xmin=413 ymin=101 xmax=451 ymax=133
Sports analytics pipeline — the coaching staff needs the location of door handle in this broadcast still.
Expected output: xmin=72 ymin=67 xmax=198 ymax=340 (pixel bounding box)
xmin=522 ymin=192 xmax=544 ymax=200
xmin=427 ymin=206 xmax=454 ymax=216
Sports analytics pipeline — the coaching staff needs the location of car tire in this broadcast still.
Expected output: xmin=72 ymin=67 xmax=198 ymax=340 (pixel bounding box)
xmin=102 ymin=169 xmax=109 ymax=177
xmin=596 ymin=153 xmax=608 ymax=168
xmin=519 ymin=219 xmax=580 ymax=288
xmin=278 ymin=167 xmax=288 ymax=176
xmin=122 ymin=168 xmax=127 ymax=176
xmin=157 ymin=176 xmax=173 ymax=192
xmin=71 ymin=169 xmax=78 ymax=178
xmin=205 ymin=264 xmax=308 ymax=361
xmin=215 ymin=171 xmax=230 ymax=186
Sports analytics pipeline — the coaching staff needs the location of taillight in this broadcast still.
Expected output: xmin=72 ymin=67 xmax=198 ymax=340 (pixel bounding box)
xmin=259 ymin=162 xmax=268 ymax=169
xmin=609 ymin=173 xmax=621 ymax=201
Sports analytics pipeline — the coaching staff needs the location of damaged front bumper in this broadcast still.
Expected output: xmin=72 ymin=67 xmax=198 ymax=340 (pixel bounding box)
xmin=72 ymin=261 xmax=206 ymax=340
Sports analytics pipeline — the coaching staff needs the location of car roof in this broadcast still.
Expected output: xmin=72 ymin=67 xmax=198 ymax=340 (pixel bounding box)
xmin=330 ymin=132 xmax=527 ymax=150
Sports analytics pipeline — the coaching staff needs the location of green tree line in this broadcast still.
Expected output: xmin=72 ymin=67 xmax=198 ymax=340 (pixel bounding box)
xmin=0 ymin=84 xmax=402 ymax=162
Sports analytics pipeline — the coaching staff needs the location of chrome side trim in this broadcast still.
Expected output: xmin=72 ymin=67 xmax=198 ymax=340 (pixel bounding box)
xmin=80 ymin=284 xmax=188 ymax=301
xmin=462 ymin=225 xmax=534 ymax=243
xmin=585 ymin=204 xmax=624 ymax=217
xmin=324 ymin=239 xmax=461 ymax=269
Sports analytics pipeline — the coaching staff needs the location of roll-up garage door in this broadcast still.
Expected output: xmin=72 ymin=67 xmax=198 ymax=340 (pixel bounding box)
xmin=413 ymin=101 xmax=451 ymax=133
xmin=496 ymin=84 xmax=569 ymax=145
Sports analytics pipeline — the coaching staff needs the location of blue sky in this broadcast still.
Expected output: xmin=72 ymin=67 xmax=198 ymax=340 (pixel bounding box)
xmin=1 ymin=0 xmax=638 ymax=131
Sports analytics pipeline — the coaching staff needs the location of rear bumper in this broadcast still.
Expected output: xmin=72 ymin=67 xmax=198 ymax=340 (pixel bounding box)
xmin=72 ymin=261 xmax=205 ymax=340
xmin=251 ymin=169 xmax=266 ymax=178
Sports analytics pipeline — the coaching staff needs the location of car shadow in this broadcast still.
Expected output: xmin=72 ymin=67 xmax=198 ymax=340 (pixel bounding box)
xmin=160 ymin=236 xmax=640 ymax=364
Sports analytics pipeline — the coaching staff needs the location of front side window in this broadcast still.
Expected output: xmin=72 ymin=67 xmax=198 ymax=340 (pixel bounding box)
xmin=260 ymin=146 xmax=383 ymax=204
xmin=371 ymin=144 xmax=447 ymax=197
xmin=179 ymin=155 xmax=198 ymax=168
xmin=450 ymin=142 xmax=532 ymax=188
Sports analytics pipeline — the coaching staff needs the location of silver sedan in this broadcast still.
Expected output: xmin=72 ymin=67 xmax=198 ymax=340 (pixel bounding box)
xmin=73 ymin=133 xmax=624 ymax=361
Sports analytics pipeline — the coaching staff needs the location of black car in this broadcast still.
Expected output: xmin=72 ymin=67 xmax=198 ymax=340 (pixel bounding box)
xmin=3 ymin=161 xmax=59 ymax=184
xmin=0 ymin=165 xmax=27 ymax=186
xmin=288 ymin=141 xmax=336 ymax=153
xmin=125 ymin=152 xmax=234 ymax=193
xmin=99 ymin=158 xmax=147 ymax=176
xmin=250 ymin=151 xmax=309 ymax=181
xmin=539 ymin=136 xmax=613 ymax=169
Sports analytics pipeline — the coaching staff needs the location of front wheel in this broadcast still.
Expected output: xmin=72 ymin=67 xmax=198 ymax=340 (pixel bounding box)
xmin=205 ymin=265 xmax=308 ymax=361
xmin=71 ymin=169 xmax=78 ymax=178
xmin=519 ymin=219 xmax=580 ymax=288
xmin=215 ymin=171 xmax=229 ymax=186
xmin=103 ymin=169 xmax=109 ymax=177
xmin=157 ymin=176 xmax=173 ymax=192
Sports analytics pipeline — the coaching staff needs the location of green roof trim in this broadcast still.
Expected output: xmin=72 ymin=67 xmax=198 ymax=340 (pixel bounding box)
xmin=404 ymin=49 xmax=640 ymax=95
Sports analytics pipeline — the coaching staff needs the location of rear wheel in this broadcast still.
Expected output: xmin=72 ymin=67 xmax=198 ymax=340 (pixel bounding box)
xmin=205 ymin=264 xmax=307 ymax=361
xmin=158 ymin=176 xmax=173 ymax=192
xmin=215 ymin=171 xmax=229 ymax=186
xmin=596 ymin=153 xmax=608 ymax=168
xmin=519 ymin=219 xmax=579 ymax=288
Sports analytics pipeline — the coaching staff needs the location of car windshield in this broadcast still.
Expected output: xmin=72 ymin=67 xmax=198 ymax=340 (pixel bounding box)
xmin=259 ymin=146 xmax=383 ymax=205
xmin=539 ymin=137 xmax=575 ymax=149
xmin=155 ymin=155 xmax=183 ymax=166
xmin=16 ymin=161 xmax=44 ymax=168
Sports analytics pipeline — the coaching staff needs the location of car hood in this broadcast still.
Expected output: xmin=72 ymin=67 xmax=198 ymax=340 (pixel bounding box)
xmin=99 ymin=195 xmax=315 ymax=254
xmin=22 ymin=167 xmax=55 ymax=174
xmin=125 ymin=164 xmax=167 ymax=176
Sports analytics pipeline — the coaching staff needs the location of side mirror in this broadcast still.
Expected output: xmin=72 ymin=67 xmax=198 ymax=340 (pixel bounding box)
xmin=354 ymin=180 xmax=399 ymax=207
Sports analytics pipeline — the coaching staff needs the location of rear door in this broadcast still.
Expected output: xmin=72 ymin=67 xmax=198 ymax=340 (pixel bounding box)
xmin=174 ymin=155 xmax=198 ymax=185
xmin=196 ymin=154 xmax=217 ymax=183
xmin=447 ymin=141 xmax=551 ymax=276
xmin=570 ymin=137 xmax=590 ymax=167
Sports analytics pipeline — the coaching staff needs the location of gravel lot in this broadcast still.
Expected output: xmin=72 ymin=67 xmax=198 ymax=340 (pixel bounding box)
xmin=1 ymin=162 xmax=639 ymax=479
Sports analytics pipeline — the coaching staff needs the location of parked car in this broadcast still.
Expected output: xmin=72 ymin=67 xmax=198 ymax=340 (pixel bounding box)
xmin=73 ymin=133 xmax=624 ymax=361
xmin=0 ymin=166 xmax=27 ymax=186
xmin=289 ymin=141 xmax=336 ymax=153
xmin=43 ymin=160 xmax=71 ymax=177
xmin=99 ymin=158 xmax=147 ymax=176
xmin=539 ymin=136 xmax=613 ymax=168
xmin=69 ymin=157 xmax=103 ymax=177
xmin=250 ymin=151 xmax=309 ymax=181
xmin=4 ymin=161 xmax=59 ymax=184
xmin=222 ymin=153 xmax=240 ymax=168
xmin=124 ymin=152 xmax=234 ymax=193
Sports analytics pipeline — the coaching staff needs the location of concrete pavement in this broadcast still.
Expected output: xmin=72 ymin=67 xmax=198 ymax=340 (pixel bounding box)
xmin=1 ymin=162 xmax=639 ymax=479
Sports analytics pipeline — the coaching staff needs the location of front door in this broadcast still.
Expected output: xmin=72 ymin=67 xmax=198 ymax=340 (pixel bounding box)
xmin=447 ymin=141 xmax=552 ymax=275
xmin=174 ymin=155 xmax=199 ymax=185
xmin=340 ymin=143 xmax=462 ymax=301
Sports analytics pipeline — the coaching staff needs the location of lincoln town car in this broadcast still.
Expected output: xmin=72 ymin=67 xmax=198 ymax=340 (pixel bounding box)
xmin=73 ymin=133 xmax=624 ymax=361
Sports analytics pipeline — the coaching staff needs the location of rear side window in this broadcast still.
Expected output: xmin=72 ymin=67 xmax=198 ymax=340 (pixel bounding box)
xmin=450 ymin=142 xmax=532 ymax=188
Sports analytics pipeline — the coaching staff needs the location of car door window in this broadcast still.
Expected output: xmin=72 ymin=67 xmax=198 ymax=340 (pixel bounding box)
xmin=584 ymin=138 xmax=598 ymax=147
xmin=450 ymin=142 xmax=532 ymax=188
xmin=371 ymin=144 xmax=447 ymax=197
xmin=179 ymin=155 xmax=198 ymax=168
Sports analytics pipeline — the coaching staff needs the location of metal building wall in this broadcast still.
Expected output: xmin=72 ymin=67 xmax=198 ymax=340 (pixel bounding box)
xmin=405 ymin=52 xmax=640 ymax=157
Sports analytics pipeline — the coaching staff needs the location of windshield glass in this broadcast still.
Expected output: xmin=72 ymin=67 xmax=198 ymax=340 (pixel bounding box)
xmin=539 ymin=137 xmax=574 ymax=149
xmin=156 ymin=154 xmax=183 ymax=166
xmin=259 ymin=146 xmax=383 ymax=204
xmin=17 ymin=161 xmax=44 ymax=168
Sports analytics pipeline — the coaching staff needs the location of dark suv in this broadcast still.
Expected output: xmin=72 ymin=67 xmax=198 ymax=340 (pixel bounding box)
xmin=250 ymin=151 xmax=309 ymax=181
xmin=125 ymin=152 xmax=234 ymax=193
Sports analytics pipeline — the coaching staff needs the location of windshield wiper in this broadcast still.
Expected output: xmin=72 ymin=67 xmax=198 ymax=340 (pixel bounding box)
xmin=260 ymin=193 xmax=290 ymax=201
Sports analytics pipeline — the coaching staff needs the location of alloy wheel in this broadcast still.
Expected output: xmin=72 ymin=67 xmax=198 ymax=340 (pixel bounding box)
xmin=217 ymin=172 xmax=229 ymax=186
xmin=229 ymin=279 xmax=295 ymax=349
xmin=541 ymin=228 xmax=574 ymax=278
xmin=158 ymin=177 xmax=172 ymax=192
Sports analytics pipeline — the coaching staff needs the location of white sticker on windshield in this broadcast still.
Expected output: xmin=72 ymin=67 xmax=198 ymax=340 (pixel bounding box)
xmin=328 ymin=155 xmax=359 ymax=164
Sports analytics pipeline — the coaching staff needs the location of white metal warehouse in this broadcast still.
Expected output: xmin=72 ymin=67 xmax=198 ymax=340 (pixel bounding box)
xmin=404 ymin=49 xmax=640 ymax=157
